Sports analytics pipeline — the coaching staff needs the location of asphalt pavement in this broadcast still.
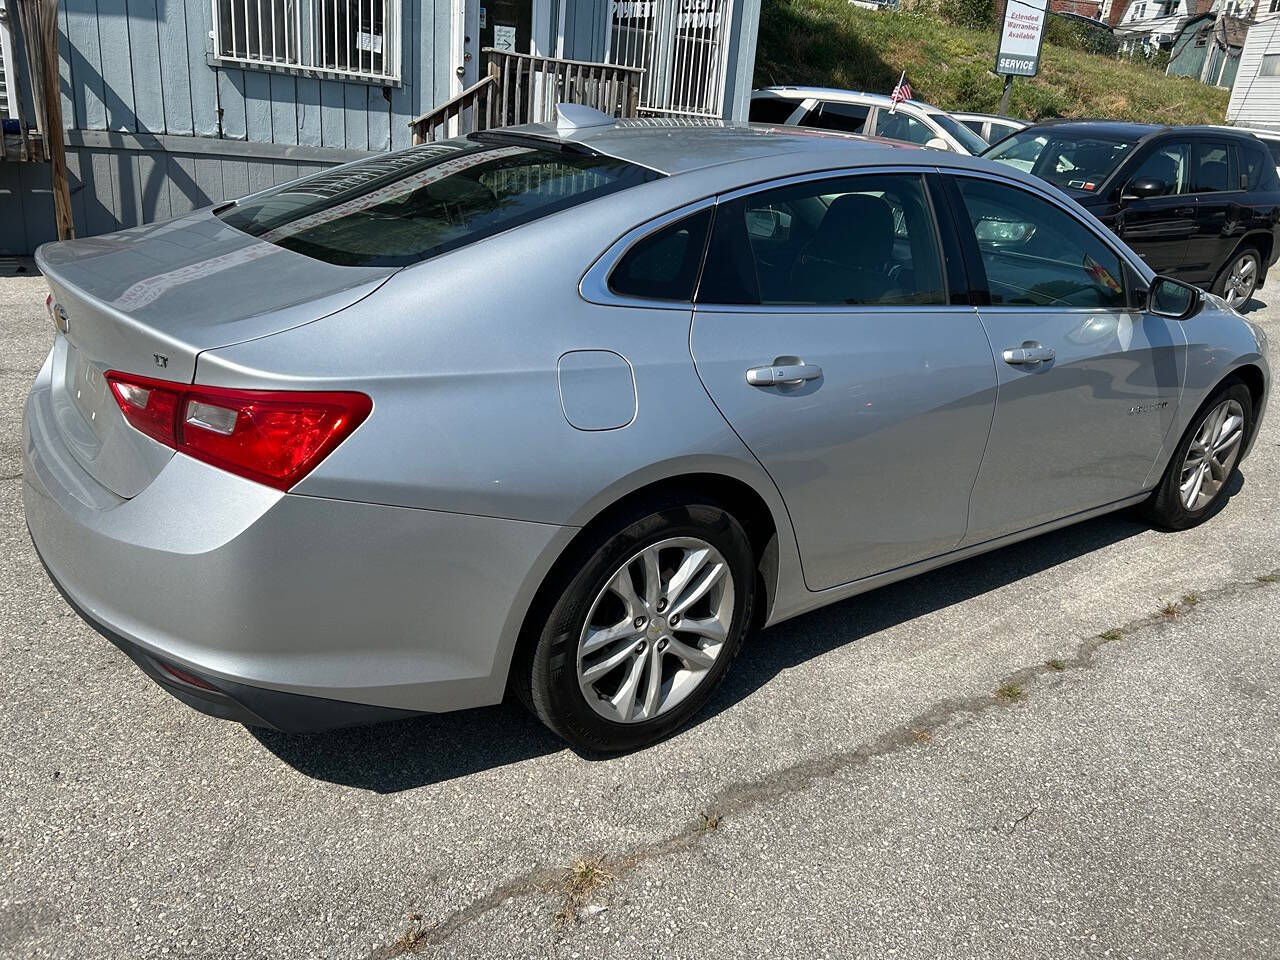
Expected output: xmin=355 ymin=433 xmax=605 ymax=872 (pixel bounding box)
xmin=1 ymin=271 xmax=1277 ymax=959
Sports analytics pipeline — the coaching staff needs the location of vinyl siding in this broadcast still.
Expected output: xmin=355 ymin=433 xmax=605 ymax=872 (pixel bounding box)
xmin=1229 ymin=18 xmax=1280 ymax=125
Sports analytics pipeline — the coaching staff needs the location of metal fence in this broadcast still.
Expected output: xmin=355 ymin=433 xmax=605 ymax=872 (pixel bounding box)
xmin=211 ymin=0 xmax=401 ymax=83
xmin=606 ymin=0 xmax=734 ymax=119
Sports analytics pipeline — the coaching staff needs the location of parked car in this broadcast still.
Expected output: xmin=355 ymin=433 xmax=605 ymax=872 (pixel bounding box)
xmin=750 ymin=86 xmax=990 ymax=155
xmin=984 ymin=120 xmax=1280 ymax=307
xmin=951 ymin=111 xmax=1027 ymax=145
xmin=25 ymin=115 xmax=1269 ymax=753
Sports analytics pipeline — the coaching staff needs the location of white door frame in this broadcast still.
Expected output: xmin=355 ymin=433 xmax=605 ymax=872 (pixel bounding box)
xmin=451 ymin=0 xmax=471 ymax=96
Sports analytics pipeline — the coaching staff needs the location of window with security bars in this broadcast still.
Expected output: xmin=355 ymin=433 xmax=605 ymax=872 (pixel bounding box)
xmin=212 ymin=0 xmax=401 ymax=83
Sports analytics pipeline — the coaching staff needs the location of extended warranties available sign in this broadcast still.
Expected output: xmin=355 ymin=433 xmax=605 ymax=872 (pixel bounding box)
xmin=995 ymin=0 xmax=1049 ymax=77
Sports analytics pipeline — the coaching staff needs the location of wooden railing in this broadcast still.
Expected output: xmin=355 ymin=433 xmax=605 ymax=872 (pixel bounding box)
xmin=410 ymin=49 xmax=644 ymax=144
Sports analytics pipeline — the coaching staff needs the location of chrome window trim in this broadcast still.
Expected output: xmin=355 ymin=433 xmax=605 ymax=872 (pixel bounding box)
xmin=580 ymin=163 xmax=1152 ymax=316
xmin=579 ymin=197 xmax=719 ymax=311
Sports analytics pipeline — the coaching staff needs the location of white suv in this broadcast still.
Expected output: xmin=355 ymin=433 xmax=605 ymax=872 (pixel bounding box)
xmin=749 ymin=86 xmax=990 ymax=156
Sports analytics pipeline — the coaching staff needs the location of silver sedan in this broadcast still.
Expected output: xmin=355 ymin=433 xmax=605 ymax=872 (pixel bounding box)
xmin=23 ymin=114 xmax=1270 ymax=752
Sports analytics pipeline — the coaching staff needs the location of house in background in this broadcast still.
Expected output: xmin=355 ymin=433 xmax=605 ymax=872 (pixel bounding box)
xmin=1166 ymin=11 xmax=1250 ymax=85
xmin=1106 ymin=0 xmax=1212 ymax=54
xmin=1228 ymin=15 xmax=1280 ymax=126
xmin=0 ymin=0 xmax=763 ymax=255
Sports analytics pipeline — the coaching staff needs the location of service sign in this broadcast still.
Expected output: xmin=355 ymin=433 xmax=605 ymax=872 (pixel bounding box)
xmin=995 ymin=0 xmax=1048 ymax=77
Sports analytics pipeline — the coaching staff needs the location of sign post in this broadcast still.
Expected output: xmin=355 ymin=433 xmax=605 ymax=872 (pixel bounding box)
xmin=995 ymin=0 xmax=1049 ymax=114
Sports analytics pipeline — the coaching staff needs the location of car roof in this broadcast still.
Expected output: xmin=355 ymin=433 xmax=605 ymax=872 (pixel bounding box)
xmin=494 ymin=117 xmax=1027 ymax=180
xmin=752 ymin=85 xmax=943 ymax=113
xmin=952 ymin=112 xmax=1022 ymax=123
xmin=1022 ymin=118 xmax=1266 ymax=141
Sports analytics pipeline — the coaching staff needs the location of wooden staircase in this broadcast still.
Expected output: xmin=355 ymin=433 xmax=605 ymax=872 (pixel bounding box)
xmin=409 ymin=49 xmax=644 ymax=144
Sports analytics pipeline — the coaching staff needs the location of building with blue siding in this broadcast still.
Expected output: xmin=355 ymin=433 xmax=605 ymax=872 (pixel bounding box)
xmin=1 ymin=0 xmax=761 ymax=254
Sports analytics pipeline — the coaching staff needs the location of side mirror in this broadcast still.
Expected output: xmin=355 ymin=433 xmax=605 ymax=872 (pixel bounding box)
xmin=745 ymin=208 xmax=783 ymax=239
xmin=1122 ymin=178 xmax=1169 ymax=200
xmin=1146 ymin=275 xmax=1202 ymax=320
xmin=925 ymin=137 xmax=951 ymax=151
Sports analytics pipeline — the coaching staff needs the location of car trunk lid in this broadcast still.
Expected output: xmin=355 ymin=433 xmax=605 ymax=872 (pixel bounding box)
xmin=36 ymin=209 xmax=395 ymax=499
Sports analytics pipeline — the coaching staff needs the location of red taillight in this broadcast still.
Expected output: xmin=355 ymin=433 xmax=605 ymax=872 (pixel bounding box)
xmin=105 ymin=371 xmax=371 ymax=491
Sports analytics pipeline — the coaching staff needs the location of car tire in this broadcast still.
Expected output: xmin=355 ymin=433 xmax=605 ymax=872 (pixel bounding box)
xmin=1142 ymin=381 xmax=1253 ymax=531
xmin=1213 ymin=245 xmax=1262 ymax=309
xmin=517 ymin=497 xmax=755 ymax=754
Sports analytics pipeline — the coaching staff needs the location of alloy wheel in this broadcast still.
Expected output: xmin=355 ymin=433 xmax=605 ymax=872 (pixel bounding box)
xmin=576 ymin=537 xmax=735 ymax=724
xmin=1223 ymin=253 xmax=1258 ymax=308
xmin=1180 ymin=398 xmax=1245 ymax=511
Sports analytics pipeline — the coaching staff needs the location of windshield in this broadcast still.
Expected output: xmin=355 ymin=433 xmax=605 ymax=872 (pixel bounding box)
xmin=929 ymin=113 xmax=990 ymax=155
xmin=218 ymin=140 xmax=662 ymax=267
xmin=984 ymin=131 xmax=1134 ymax=192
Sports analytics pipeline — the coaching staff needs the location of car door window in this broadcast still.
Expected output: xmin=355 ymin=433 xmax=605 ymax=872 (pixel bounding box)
xmin=799 ymin=101 xmax=871 ymax=135
xmin=954 ymin=177 xmax=1127 ymax=309
xmin=608 ymin=208 xmax=712 ymax=301
xmin=1192 ymin=142 xmax=1232 ymax=193
xmin=875 ymin=111 xmax=934 ymax=146
xmin=961 ymin=119 xmax=984 ymax=136
xmin=1128 ymin=141 xmax=1191 ymax=195
xmin=699 ymin=173 xmax=946 ymax=306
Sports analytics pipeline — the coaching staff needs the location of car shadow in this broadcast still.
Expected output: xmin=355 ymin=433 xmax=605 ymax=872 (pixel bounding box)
xmin=253 ymin=474 xmax=1246 ymax=791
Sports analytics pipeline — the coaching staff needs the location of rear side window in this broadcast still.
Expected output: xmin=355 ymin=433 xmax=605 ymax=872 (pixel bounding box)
xmin=749 ymin=98 xmax=800 ymax=124
xmin=218 ymin=141 xmax=662 ymax=267
xmin=1238 ymin=141 xmax=1275 ymax=191
xmin=609 ymin=209 xmax=712 ymax=302
xmin=954 ymin=177 xmax=1127 ymax=310
xmin=1263 ymin=138 xmax=1280 ymax=169
xmin=699 ymin=173 xmax=946 ymax=307
xmin=800 ymin=101 xmax=871 ymax=135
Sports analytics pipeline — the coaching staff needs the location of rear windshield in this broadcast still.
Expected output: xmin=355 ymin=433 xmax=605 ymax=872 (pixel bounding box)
xmin=218 ymin=140 xmax=662 ymax=267
xmin=984 ymin=131 xmax=1134 ymax=192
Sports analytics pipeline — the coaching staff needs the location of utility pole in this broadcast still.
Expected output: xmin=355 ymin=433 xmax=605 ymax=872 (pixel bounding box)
xmin=32 ymin=0 xmax=73 ymax=239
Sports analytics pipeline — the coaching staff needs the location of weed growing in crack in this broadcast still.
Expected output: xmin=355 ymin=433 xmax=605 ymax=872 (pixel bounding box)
xmin=1100 ymin=628 xmax=1125 ymax=642
xmin=1160 ymin=600 xmax=1182 ymax=620
xmin=554 ymin=858 xmax=613 ymax=928
xmin=393 ymin=913 xmax=431 ymax=953
xmin=995 ymin=683 xmax=1025 ymax=703
xmin=1046 ymin=658 xmax=1067 ymax=671
xmin=1257 ymin=573 xmax=1280 ymax=583
xmin=1181 ymin=592 xmax=1200 ymax=607
xmin=697 ymin=811 xmax=722 ymax=832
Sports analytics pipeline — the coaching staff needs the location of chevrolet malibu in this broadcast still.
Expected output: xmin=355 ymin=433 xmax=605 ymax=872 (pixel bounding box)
xmin=24 ymin=113 xmax=1270 ymax=753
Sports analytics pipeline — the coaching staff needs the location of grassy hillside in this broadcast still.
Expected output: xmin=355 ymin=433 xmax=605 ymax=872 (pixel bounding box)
xmin=755 ymin=1 xmax=1230 ymax=125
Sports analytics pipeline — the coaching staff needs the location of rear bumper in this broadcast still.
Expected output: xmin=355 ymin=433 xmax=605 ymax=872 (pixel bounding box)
xmin=23 ymin=352 xmax=569 ymax=729
xmin=31 ymin=540 xmax=418 ymax=731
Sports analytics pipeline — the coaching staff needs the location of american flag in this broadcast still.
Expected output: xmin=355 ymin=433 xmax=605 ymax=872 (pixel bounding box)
xmin=889 ymin=72 xmax=912 ymax=113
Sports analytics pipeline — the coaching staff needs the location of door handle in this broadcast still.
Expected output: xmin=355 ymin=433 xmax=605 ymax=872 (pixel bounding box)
xmin=1174 ymin=206 xmax=1196 ymax=216
xmin=746 ymin=362 xmax=823 ymax=386
xmin=1002 ymin=344 xmax=1056 ymax=365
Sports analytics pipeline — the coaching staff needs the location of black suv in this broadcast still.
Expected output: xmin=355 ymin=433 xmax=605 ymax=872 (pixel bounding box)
xmin=984 ymin=120 xmax=1280 ymax=307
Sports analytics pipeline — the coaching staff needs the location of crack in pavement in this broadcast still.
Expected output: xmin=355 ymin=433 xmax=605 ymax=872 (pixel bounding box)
xmin=364 ymin=569 xmax=1280 ymax=958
